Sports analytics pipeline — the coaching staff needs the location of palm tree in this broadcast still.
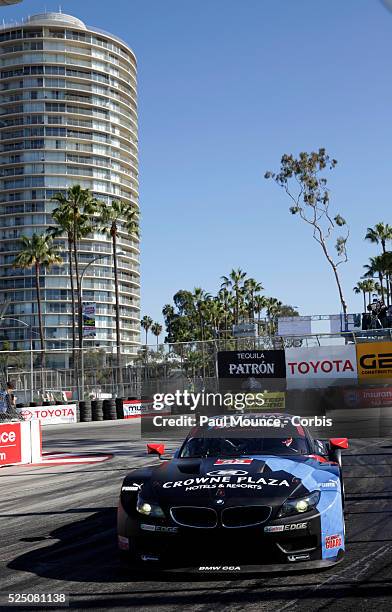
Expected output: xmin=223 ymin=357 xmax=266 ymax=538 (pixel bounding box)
xmin=379 ymin=252 xmax=392 ymax=301
xmin=47 ymin=207 xmax=77 ymax=354
xmin=243 ymin=278 xmax=264 ymax=320
xmin=98 ymin=199 xmax=139 ymax=382
xmin=151 ymin=322 xmax=163 ymax=348
xmin=192 ymin=288 xmax=211 ymax=380
xmin=365 ymin=223 xmax=392 ymax=304
xmin=52 ymin=186 xmax=98 ymax=349
xmin=13 ymin=234 xmax=62 ymax=366
xmin=217 ymin=287 xmax=234 ymax=339
xmin=192 ymin=288 xmax=211 ymax=342
xmin=353 ymin=281 xmax=367 ymax=312
xmin=264 ymin=297 xmax=283 ymax=336
xmin=141 ymin=316 xmax=153 ymax=345
xmin=363 ymin=256 xmax=387 ymax=302
xmin=221 ymin=268 xmax=247 ymax=324
xmin=203 ymin=299 xmax=224 ymax=338
xmin=254 ymin=294 xmax=267 ymax=334
xmin=365 ymin=222 xmax=392 ymax=254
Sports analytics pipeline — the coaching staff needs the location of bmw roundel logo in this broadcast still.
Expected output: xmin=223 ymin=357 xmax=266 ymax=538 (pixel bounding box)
xmin=207 ymin=470 xmax=249 ymax=476
xmin=215 ymin=499 xmax=225 ymax=505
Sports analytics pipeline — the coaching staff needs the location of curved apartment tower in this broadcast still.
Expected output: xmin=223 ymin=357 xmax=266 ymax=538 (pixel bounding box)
xmin=0 ymin=12 xmax=140 ymax=363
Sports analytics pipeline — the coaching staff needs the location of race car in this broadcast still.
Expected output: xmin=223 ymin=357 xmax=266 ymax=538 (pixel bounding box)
xmin=118 ymin=413 xmax=348 ymax=572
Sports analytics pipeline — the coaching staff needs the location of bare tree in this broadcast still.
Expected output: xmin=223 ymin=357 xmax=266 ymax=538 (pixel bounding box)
xmin=265 ymin=148 xmax=349 ymax=319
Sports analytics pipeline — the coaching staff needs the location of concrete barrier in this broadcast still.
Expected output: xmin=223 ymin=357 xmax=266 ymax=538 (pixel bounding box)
xmin=0 ymin=420 xmax=41 ymax=467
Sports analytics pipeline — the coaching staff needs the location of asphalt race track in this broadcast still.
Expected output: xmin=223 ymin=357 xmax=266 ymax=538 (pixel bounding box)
xmin=0 ymin=421 xmax=392 ymax=611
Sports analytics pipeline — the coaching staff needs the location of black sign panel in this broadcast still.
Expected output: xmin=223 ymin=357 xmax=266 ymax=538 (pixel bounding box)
xmin=217 ymin=350 xmax=286 ymax=379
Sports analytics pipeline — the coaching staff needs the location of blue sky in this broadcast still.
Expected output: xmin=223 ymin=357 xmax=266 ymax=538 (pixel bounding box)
xmin=5 ymin=0 xmax=392 ymax=324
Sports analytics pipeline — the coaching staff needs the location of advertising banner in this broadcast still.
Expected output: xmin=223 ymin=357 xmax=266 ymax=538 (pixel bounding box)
xmin=123 ymin=400 xmax=170 ymax=419
xmin=356 ymin=341 xmax=392 ymax=381
xmin=277 ymin=316 xmax=312 ymax=337
xmin=232 ymin=323 xmax=257 ymax=338
xmin=0 ymin=422 xmax=22 ymax=466
xmin=82 ymin=302 xmax=96 ymax=338
xmin=217 ymin=350 xmax=286 ymax=379
xmin=343 ymin=387 xmax=392 ymax=408
xmin=286 ymin=346 xmax=358 ymax=389
xmin=17 ymin=404 xmax=77 ymax=425
xmin=242 ymin=391 xmax=285 ymax=410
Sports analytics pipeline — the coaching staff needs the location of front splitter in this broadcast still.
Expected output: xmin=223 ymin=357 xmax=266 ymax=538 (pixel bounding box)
xmin=126 ymin=554 xmax=344 ymax=575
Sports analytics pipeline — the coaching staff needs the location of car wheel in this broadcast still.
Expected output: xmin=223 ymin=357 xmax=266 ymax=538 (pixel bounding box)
xmin=118 ymin=536 xmax=138 ymax=565
xmin=339 ymin=468 xmax=345 ymax=511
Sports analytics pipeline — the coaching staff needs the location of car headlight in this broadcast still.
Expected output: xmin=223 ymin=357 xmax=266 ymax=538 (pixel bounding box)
xmin=278 ymin=491 xmax=320 ymax=518
xmin=136 ymin=496 xmax=165 ymax=518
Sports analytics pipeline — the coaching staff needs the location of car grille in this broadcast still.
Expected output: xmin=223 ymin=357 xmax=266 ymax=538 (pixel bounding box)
xmin=221 ymin=505 xmax=271 ymax=528
xmin=170 ymin=505 xmax=271 ymax=529
xmin=170 ymin=506 xmax=218 ymax=528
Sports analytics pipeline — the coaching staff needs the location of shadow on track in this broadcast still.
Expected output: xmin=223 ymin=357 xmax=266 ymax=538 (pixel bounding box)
xmin=8 ymin=507 xmax=334 ymax=585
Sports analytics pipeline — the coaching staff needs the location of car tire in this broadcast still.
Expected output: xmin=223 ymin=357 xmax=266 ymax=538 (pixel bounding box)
xmin=339 ymin=467 xmax=345 ymax=511
xmin=118 ymin=546 xmax=137 ymax=565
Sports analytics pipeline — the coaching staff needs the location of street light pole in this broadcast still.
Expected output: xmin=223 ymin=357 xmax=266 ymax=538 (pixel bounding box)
xmin=0 ymin=317 xmax=37 ymax=403
xmin=79 ymin=250 xmax=128 ymax=400
xmin=79 ymin=253 xmax=109 ymax=400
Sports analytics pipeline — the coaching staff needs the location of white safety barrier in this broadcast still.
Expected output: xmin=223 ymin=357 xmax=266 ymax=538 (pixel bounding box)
xmin=16 ymin=404 xmax=77 ymax=426
xmin=0 ymin=420 xmax=42 ymax=467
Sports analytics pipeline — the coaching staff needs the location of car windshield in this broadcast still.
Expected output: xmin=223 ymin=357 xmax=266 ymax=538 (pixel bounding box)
xmin=180 ymin=435 xmax=310 ymax=458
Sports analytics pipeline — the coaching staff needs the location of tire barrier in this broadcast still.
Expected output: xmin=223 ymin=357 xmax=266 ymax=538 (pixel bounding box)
xmin=91 ymin=399 xmax=103 ymax=421
xmin=103 ymin=398 xmax=117 ymax=420
xmin=79 ymin=400 xmax=92 ymax=422
xmin=115 ymin=398 xmax=124 ymax=420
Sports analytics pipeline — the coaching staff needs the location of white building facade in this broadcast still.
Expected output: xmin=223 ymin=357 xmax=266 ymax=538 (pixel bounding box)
xmin=0 ymin=13 xmax=140 ymax=362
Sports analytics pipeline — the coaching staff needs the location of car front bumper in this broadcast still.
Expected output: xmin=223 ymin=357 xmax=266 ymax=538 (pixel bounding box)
xmin=118 ymin=501 xmax=344 ymax=572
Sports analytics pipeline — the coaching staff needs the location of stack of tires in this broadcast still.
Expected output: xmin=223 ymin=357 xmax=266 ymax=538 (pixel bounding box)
xmin=103 ymin=398 xmax=117 ymax=420
xmin=91 ymin=399 xmax=104 ymax=421
xmin=79 ymin=400 xmax=92 ymax=422
xmin=115 ymin=398 xmax=124 ymax=419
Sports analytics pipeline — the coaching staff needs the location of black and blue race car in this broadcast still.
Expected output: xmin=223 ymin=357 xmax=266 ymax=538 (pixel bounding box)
xmin=118 ymin=413 xmax=348 ymax=572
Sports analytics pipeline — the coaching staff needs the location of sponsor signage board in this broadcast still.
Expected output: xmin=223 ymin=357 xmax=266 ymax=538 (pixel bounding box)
xmin=17 ymin=404 xmax=77 ymax=425
xmin=356 ymin=341 xmax=392 ymax=381
xmin=343 ymin=387 xmax=392 ymax=408
xmin=232 ymin=323 xmax=257 ymax=338
xmin=82 ymin=302 xmax=96 ymax=337
xmin=217 ymin=351 xmax=286 ymax=379
xmin=256 ymin=391 xmax=285 ymax=410
xmin=0 ymin=422 xmax=22 ymax=466
xmin=123 ymin=400 xmax=170 ymax=419
xmin=285 ymin=346 xmax=357 ymax=388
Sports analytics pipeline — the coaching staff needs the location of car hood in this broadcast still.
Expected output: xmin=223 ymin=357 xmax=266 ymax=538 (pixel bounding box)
xmin=139 ymin=455 xmax=338 ymax=507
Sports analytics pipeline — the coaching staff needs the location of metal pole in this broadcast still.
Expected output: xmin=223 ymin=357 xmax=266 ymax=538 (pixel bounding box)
xmin=78 ymin=251 xmax=125 ymax=400
xmin=79 ymin=253 xmax=108 ymax=401
xmin=30 ymin=335 xmax=33 ymax=403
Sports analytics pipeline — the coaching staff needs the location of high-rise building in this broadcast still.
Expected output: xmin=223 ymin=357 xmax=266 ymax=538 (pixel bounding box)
xmin=0 ymin=12 xmax=140 ymax=363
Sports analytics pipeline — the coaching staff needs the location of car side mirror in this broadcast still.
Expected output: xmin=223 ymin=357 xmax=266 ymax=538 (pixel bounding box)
xmin=329 ymin=438 xmax=349 ymax=450
xmin=328 ymin=438 xmax=349 ymax=466
xmin=147 ymin=443 xmax=165 ymax=456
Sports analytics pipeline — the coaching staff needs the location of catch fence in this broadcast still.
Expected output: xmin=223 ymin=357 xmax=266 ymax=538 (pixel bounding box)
xmin=1 ymin=329 xmax=392 ymax=403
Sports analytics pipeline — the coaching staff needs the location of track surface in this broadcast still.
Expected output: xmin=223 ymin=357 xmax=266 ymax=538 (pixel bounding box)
xmin=0 ymin=421 xmax=391 ymax=611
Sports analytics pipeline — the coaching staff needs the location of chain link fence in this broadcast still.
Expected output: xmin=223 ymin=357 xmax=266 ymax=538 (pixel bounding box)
xmin=1 ymin=329 xmax=392 ymax=404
